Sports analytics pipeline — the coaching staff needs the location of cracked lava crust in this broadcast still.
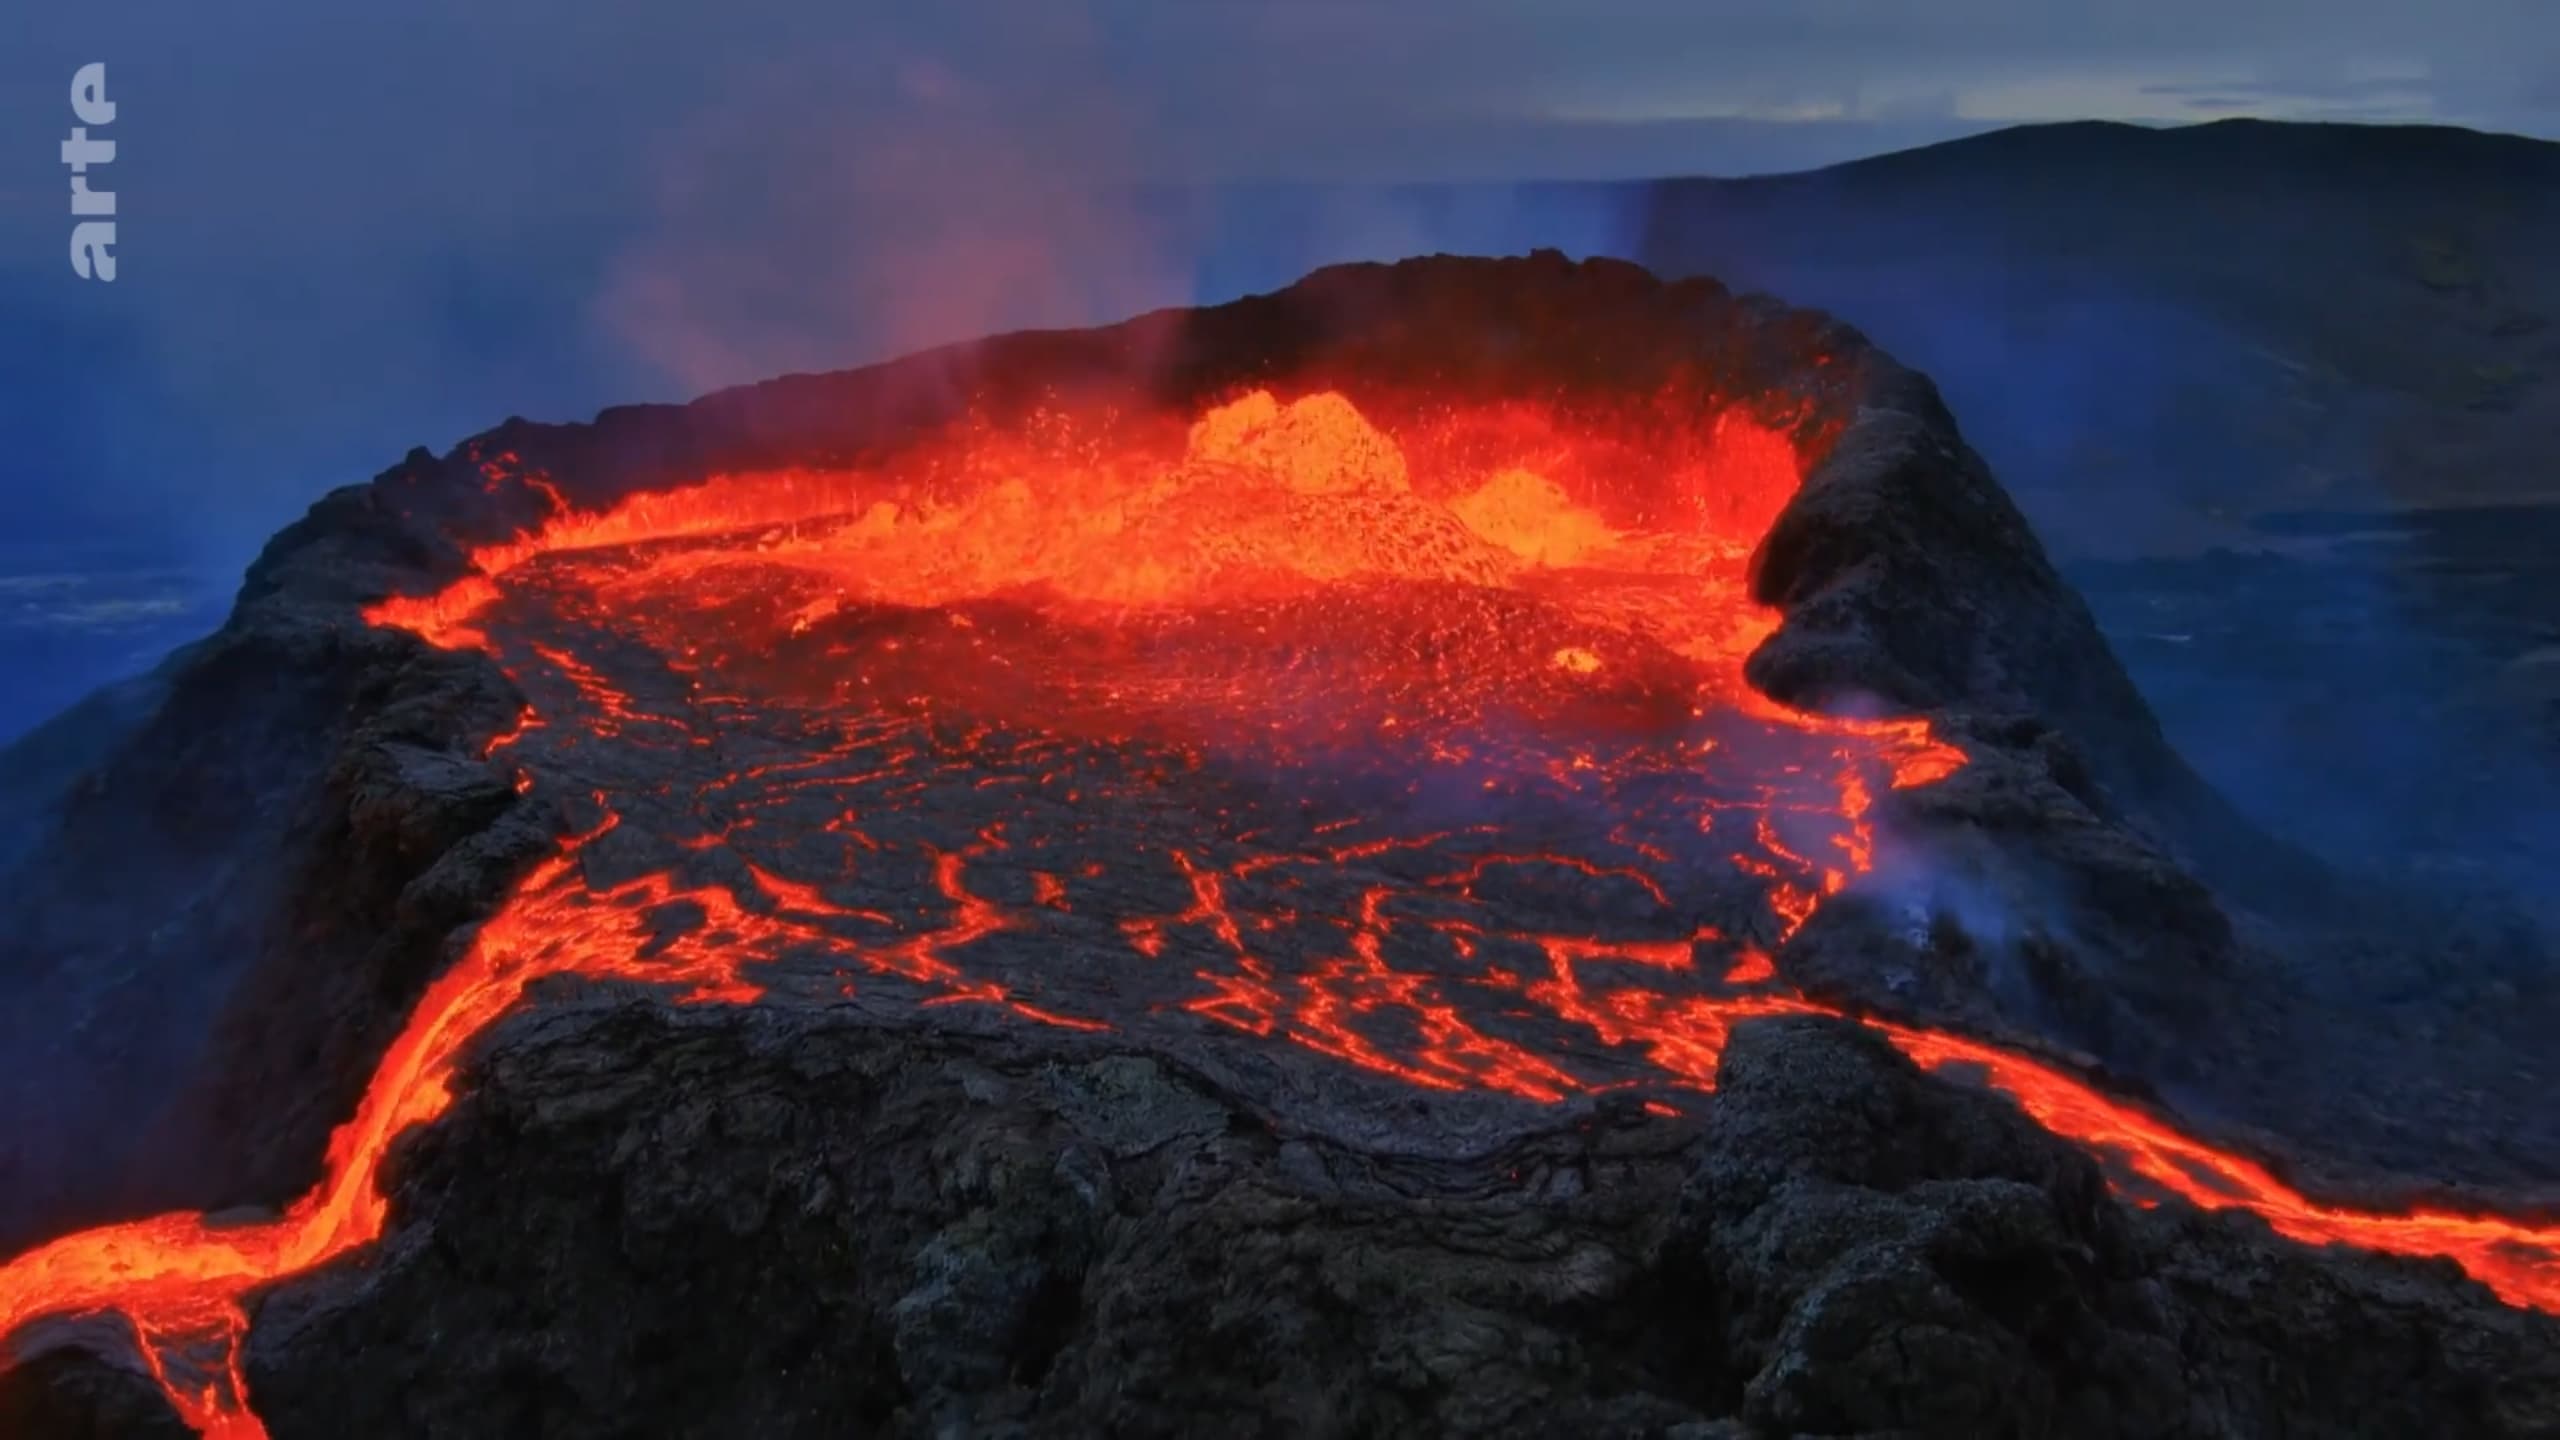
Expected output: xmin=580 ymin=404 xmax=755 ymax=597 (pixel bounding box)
xmin=2 ymin=259 xmax=2556 ymax=1439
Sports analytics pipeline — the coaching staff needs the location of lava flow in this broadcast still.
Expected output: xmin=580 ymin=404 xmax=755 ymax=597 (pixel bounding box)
xmin=2 ymin=387 xmax=2554 ymax=1437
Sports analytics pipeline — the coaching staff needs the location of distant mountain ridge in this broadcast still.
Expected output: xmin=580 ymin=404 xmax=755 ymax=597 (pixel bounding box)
xmin=1632 ymin=119 xmax=2560 ymax=556
xmin=1762 ymin=118 xmax=2560 ymax=187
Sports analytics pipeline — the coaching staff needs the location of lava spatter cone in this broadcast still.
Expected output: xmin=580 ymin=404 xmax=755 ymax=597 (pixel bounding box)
xmin=1 ymin=253 xmax=2554 ymax=1438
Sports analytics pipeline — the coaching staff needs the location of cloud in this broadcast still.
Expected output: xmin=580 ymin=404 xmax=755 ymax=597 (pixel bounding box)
xmin=2131 ymin=71 xmax=2437 ymax=120
xmin=2139 ymin=76 xmax=2431 ymax=100
xmin=0 ymin=570 xmax=211 ymax=632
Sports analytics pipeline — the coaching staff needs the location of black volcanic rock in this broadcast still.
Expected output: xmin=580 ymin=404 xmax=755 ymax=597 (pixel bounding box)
xmin=0 ymin=252 xmax=2549 ymax=1435
xmin=1683 ymin=1019 xmax=2560 ymax=1437
xmin=0 ymin=1344 xmax=192 ymax=1440
xmin=0 ymin=609 xmax=553 ymax=1258
xmin=103 ymin=1006 xmax=2528 ymax=1439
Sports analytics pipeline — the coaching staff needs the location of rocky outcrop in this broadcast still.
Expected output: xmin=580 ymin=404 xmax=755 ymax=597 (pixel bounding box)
xmin=0 ymin=610 xmax=545 ymax=1256
xmin=1685 ymin=1019 xmax=2559 ymax=1438
xmin=19 ymin=1009 xmax=2545 ymax=1438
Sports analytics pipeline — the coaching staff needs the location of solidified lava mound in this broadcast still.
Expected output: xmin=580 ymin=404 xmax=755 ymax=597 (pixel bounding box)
xmin=2 ymin=253 xmax=2556 ymax=1437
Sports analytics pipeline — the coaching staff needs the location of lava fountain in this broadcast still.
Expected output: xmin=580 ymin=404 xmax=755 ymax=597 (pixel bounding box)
xmin=2 ymin=260 xmax=2554 ymax=1438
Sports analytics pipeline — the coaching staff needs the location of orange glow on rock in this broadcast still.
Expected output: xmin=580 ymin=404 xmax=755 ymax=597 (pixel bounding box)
xmin=1874 ymin=1022 xmax=2560 ymax=1320
xmin=4 ymin=388 xmax=2552 ymax=1437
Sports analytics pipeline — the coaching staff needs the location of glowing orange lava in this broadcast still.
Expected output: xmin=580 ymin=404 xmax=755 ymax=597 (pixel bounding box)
xmin=1 ymin=388 xmax=2552 ymax=1437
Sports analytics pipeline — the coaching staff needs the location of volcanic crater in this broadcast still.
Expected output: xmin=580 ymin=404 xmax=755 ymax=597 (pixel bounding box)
xmin=3 ymin=252 xmax=2557 ymax=1439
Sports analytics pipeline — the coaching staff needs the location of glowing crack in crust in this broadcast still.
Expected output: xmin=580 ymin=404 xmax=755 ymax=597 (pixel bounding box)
xmin=1 ymin=390 xmax=2553 ymax=1437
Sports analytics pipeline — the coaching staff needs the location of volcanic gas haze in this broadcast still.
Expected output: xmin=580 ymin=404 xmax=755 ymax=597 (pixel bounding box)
xmin=1 ymin=253 xmax=2554 ymax=1439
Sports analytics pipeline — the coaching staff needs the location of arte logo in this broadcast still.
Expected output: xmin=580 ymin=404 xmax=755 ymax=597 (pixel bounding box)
xmin=64 ymin=63 xmax=117 ymax=282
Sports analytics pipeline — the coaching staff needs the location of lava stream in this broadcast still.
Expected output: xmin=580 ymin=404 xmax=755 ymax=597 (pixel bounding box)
xmin=1 ymin=389 xmax=2552 ymax=1439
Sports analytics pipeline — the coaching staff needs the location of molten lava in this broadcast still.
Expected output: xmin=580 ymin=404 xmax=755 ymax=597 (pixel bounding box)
xmin=1 ymin=388 xmax=2552 ymax=1435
